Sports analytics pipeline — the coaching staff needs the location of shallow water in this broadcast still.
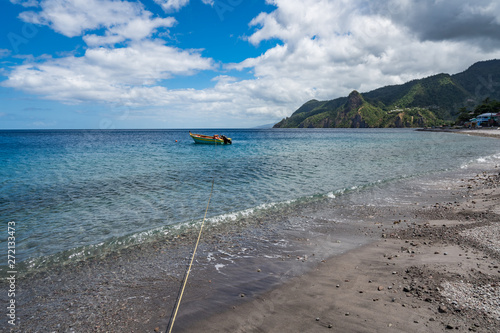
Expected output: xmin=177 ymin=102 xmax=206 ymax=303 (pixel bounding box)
xmin=1 ymin=128 xmax=499 ymax=273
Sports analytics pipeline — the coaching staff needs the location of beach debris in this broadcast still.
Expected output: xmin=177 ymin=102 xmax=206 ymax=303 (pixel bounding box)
xmin=378 ymin=286 xmax=384 ymax=291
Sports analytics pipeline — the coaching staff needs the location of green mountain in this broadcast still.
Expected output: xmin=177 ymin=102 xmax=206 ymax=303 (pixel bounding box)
xmin=274 ymin=59 xmax=500 ymax=128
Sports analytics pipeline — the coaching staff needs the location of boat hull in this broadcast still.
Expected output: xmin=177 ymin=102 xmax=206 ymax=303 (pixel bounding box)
xmin=189 ymin=133 xmax=231 ymax=144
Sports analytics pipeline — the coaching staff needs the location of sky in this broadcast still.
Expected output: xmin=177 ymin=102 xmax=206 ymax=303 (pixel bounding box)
xmin=1 ymin=0 xmax=500 ymax=129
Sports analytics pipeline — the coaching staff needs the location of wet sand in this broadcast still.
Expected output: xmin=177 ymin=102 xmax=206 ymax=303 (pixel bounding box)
xmin=185 ymin=128 xmax=500 ymax=333
xmin=2 ymin=131 xmax=500 ymax=332
xmin=189 ymin=174 xmax=500 ymax=333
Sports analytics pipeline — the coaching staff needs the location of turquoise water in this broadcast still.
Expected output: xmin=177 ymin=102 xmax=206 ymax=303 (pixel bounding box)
xmin=1 ymin=128 xmax=499 ymax=271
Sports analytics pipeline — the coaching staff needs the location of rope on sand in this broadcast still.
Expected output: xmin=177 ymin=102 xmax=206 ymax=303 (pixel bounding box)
xmin=166 ymin=139 xmax=218 ymax=333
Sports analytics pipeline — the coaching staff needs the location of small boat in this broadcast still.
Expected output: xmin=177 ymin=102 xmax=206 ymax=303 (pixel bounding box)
xmin=189 ymin=132 xmax=232 ymax=144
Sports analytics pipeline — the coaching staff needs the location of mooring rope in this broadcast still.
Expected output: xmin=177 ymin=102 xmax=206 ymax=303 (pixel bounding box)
xmin=166 ymin=139 xmax=218 ymax=333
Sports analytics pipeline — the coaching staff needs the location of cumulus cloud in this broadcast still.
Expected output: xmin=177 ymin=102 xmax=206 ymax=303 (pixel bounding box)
xmin=2 ymin=40 xmax=215 ymax=103
xmin=153 ymin=0 xmax=190 ymax=12
xmin=153 ymin=0 xmax=213 ymax=12
xmin=19 ymin=0 xmax=144 ymax=37
xmin=233 ymin=0 xmax=500 ymax=100
xmin=370 ymin=0 xmax=500 ymax=48
xmin=83 ymin=16 xmax=176 ymax=46
xmin=18 ymin=0 xmax=176 ymax=47
xmin=9 ymin=0 xmax=38 ymax=7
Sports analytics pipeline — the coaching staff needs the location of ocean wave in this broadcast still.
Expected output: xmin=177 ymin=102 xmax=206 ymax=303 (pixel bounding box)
xmin=461 ymin=152 xmax=500 ymax=169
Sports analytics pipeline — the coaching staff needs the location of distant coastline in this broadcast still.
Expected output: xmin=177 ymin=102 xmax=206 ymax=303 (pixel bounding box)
xmin=418 ymin=126 xmax=500 ymax=139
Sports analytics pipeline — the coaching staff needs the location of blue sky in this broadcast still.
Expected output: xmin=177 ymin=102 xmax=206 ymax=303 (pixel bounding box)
xmin=2 ymin=0 xmax=500 ymax=129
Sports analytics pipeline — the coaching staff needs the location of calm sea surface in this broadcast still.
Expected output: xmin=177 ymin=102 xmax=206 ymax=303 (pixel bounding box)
xmin=1 ymin=128 xmax=499 ymax=272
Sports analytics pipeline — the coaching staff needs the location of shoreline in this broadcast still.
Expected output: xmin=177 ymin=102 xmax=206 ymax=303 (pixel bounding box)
xmin=187 ymin=171 xmax=500 ymax=332
xmin=2 ymin=135 xmax=500 ymax=332
xmin=418 ymin=127 xmax=500 ymax=139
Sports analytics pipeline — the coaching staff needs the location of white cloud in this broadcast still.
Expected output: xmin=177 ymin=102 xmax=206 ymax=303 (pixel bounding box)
xmin=83 ymin=16 xmax=176 ymax=46
xmin=2 ymin=40 xmax=215 ymax=103
xmin=9 ymin=0 xmax=38 ymax=7
xmin=234 ymin=0 xmax=500 ymax=100
xmin=19 ymin=0 xmax=144 ymax=37
xmin=152 ymin=0 xmax=213 ymax=12
xmin=18 ymin=0 xmax=177 ymax=45
xmin=153 ymin=0 xmax=190 ymax=12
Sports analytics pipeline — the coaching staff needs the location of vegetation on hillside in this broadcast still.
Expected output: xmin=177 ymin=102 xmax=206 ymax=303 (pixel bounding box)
xmin=274 ymin=59 xmax=500 ymax=128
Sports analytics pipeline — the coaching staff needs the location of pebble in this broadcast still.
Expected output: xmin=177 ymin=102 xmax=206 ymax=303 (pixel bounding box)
xmin=438 ymin=305 xmax=448 ymax=313
xmin=378 ymin=286 xmax=384 ymax=291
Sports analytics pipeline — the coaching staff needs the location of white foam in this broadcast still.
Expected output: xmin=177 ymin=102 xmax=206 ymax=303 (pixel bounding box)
xmin=214 ymin=264 xmax=225 ymax=273
xmin=206 ymin=200 xmax=296 ymax=225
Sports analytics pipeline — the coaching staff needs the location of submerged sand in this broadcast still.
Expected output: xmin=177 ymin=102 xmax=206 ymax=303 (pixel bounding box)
xmin=2 ymin=130 xmax=500 ymax=333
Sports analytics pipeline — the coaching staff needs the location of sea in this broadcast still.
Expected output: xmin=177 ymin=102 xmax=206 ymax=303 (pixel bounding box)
xmin=1 ymin=128 xmax=500 ymax=275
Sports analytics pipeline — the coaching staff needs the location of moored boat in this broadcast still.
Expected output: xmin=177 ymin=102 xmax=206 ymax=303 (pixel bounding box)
xmin=189 ymin=132 xmax=232 ymax=144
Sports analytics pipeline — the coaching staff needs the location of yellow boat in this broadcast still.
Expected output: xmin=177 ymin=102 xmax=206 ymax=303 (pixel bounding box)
xmin=189 ymin=132 xmax=232 ymax=144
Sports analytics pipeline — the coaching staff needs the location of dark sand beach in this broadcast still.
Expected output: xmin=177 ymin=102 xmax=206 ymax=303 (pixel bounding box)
xmin=3 ymin=129 xmax=500 ymax=332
